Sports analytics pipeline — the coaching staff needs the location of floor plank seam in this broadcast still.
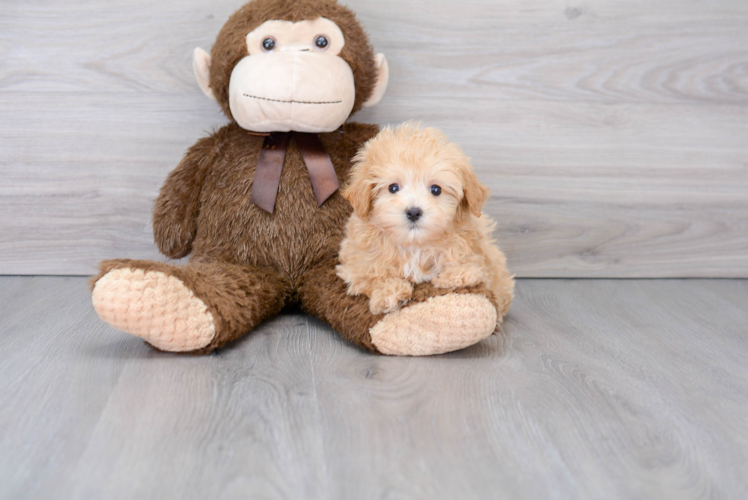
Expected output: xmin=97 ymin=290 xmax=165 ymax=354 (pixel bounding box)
xmin=305 ymin=316 xmax=332 ymax=498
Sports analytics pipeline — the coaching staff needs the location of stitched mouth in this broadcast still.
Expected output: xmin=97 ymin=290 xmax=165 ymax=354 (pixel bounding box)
xmin=243 ymin=94 xmax=342 ymax=105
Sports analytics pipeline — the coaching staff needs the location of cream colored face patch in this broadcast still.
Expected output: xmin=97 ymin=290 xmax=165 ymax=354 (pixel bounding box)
xmin=245 ymin=18 xmax=345 ymax=56
xmin=228 ymin=18 xmax=356 ymax=133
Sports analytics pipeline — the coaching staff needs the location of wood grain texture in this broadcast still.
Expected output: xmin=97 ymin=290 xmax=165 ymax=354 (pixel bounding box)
xmin=0 ymin=277 xmax=328 ymax=499
xmin=1 ymin=0 xmax=747 ymax=276
xmin=1 ymin=277 xmax=747 ymax=499
xmin=307 ymin=279 xmax=748 ymax=499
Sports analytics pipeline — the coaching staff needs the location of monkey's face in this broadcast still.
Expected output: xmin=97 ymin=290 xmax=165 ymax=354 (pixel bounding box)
xmin=194 ymin=2 xmax=389 ymax=132
xmin=227 ymin=18 xmax=355 ymax=133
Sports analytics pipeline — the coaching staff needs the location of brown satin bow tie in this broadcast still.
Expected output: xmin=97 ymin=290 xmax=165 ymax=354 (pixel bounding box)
xmin=250 ymin=132 xmax=340 ymax=214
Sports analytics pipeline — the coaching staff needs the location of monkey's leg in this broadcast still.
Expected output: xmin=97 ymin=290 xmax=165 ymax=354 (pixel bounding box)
xmin=91 ymin=259 xmax=289 ymax=353
xmin=298 ymin=259 xmax=507 ymax=356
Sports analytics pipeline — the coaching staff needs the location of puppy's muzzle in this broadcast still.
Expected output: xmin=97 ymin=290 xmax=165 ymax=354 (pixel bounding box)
xmin=406 ymin=207 xmax=423 ymax=222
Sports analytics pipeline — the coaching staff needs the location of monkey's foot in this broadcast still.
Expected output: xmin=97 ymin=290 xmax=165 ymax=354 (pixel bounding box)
xmin=369 ymin=293 xmax=497 ymax=356
xmin=92 ymin=268 xmax=216 ymax=352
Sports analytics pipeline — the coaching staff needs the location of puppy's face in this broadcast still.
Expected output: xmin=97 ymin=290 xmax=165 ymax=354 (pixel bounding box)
xmin=344 ymin=124 xmax=489 ymax=246
xmin=369 ymin=162 xmax=461 ymax=244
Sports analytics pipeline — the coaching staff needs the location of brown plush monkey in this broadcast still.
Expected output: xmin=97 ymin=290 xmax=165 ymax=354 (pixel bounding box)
xmin=91 ymin=0 xmax=503 ymax=356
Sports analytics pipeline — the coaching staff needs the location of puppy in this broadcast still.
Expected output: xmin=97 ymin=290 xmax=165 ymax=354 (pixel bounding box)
xmin=336 ymin=123 xmax=514 ymax=316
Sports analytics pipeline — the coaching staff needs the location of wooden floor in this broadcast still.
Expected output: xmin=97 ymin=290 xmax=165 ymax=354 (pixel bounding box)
xmin=0 ymin=277 xmax=746 ymax=499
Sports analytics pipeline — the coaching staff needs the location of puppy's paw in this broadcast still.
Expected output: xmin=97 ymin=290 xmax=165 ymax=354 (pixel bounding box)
xmin=432 ymin=264 xmax=485 ymax=289
xmin=369 ymin=279 xmax=414 ymax=314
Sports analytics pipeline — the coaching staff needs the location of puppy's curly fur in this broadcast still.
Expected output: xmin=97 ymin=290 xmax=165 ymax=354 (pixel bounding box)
xmin=337 ymin=123 xmax=514 ymax=315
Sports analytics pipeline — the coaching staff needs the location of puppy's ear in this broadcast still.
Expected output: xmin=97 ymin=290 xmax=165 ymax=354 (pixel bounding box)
xmin=342 ymin=160 xmax=375 ymax=218
xmin=460 ymin=162 xmax=490 ymax=217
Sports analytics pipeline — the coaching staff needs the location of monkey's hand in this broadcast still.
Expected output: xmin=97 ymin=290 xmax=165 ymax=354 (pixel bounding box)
xmin=152 ymin=135 xmax=218 ymax=259
xmin=431 ymin=263 xmax=486 ymax=290
xmin=153 ymin=170 xmax=201 ymax=259
xmin=153 ymin=204 xmax=197 ymax=259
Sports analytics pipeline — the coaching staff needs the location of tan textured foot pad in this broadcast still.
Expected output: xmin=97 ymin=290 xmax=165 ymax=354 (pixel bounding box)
xmin=92 ymin=268 xmax=216 ymax=352
xmin=370 ymin=293 xmax=497 ymax=356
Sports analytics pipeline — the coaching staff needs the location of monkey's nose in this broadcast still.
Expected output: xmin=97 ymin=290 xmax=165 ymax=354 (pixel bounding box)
xmin=405 ymin=207 xmax=423 ymax=222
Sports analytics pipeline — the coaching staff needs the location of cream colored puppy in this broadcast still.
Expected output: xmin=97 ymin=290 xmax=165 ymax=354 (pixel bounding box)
xmin=336 ymin=123 xmax=514 ymax=316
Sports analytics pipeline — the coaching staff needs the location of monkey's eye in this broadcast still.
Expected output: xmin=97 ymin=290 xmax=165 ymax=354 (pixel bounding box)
xmin=430 ymin=185 xmax=442 ymax=196
xmin=262 ymin=37 xmax=276 ymax=51
xmin=314 ymin=35 xmax=329 ymax=50
xmin=388 ymin=183 xmax=400 ymax=194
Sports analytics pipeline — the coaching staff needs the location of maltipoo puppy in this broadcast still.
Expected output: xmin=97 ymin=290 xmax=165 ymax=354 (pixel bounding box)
xmin=336 ymin=123 xmax=514 ymax=317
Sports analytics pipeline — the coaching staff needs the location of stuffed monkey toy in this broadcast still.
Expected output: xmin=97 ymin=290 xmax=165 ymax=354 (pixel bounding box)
xmin=91 ymin=0 xmax=505 ymax=356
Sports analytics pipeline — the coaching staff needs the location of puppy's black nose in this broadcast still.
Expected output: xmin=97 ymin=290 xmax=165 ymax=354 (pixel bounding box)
xmin=406 ymin=207 xmax=423 ymax=222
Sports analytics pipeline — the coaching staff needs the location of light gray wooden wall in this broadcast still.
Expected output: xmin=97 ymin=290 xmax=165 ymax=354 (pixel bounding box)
xmin=1 ymin=0 xmax=747 ymax=277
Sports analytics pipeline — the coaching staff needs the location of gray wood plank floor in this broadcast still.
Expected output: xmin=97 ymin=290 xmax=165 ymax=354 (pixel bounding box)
xmin=0 ymin=277 xmax=746 ymax=499
xmin=2 ymin=0 xmax=748 ymax=277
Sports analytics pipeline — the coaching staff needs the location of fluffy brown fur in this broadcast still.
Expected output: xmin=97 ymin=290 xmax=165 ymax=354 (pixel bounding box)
xmin=153 ymin=122 xmax=375 ymax=283
xmin=210 ymin=0 xmax=377 ymax=119
xmin=337 ymin=124 xmax=514 ymax=317
xmin=95 ymin=122 xmax=380 ymax=350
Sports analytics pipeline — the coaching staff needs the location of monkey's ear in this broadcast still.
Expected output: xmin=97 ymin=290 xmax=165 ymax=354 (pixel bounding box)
xmin=193 ymin=47 xmax=215 ymax=100
xmin=362 ymin=54 xmax=389 ymax=108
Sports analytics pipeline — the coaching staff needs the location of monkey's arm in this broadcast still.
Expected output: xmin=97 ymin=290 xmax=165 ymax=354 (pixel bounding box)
xmin=153 ymin=134 xmax=218 ymax=259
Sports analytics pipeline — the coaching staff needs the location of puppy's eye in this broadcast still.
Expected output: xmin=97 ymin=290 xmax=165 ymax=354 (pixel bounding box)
xmin=430 ymin=185 xmax=442 ymax=196
xmin=388 ymin=183 xmax=400 ymax=194
xmin=314 ymin=35 xmax=329 ymax=50
xmin=262 ymin=37 xmax=276 ymax=51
